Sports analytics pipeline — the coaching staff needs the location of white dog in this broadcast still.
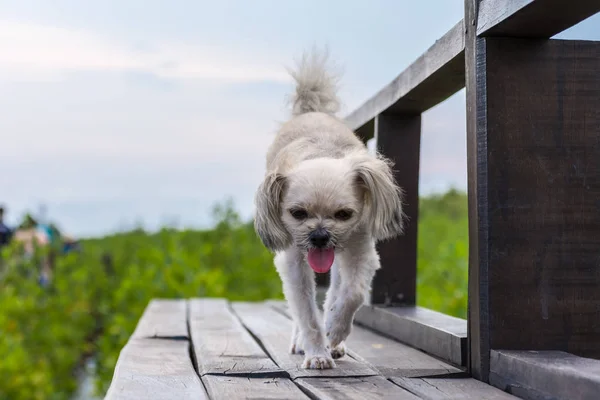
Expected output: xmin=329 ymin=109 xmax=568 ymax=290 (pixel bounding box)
xmin=254 ymin=49 xmax=405 ymax=369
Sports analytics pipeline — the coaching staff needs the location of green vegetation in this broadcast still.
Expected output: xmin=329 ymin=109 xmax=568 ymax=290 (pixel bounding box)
xmin=0 ymin=191 xmax=468 ymax=400
xmin=417 ymin=189 xmax=469 ymax=318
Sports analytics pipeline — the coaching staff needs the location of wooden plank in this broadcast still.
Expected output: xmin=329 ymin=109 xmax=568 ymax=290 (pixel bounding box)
xmin=231 ymin=302 xmax=379 ymax=379
xmin=372 ymin=113 xmax=420 ymax=306
xmin=131 ymin=299 xmax=188 ymax=339
xmin=344 ymin=20 xmax=465 ymax=133
xmin=490 ymin=350 xmax=600 ymax=400
xmin=296 ymin=376 xmax=420 ymax=400
xmin=354 ymin=305 xmax=467 ymax=366
xmin=202 ymin=375 xmax=309 ymax=400
xmin=391 ymin=375 xmax=518 ymax=400
xmin=482 ymin=38 xmax=600 ymax=357
xmin=104 ymin=338 xmax=208 ymax=400
xmin=188 ymin=298 xmax=282 ymax=376
xmin=269 ymin=300 xmax=463 ymax=378
xmin=464 ymin=0 xmax=488 ymax=382
xmin=465 ymin=34 xmax=600 ymax=381
xmin=477 ymin=0 xmax=600 ymax=38
xmin=346 ymin=323 xmax=463 ymax=378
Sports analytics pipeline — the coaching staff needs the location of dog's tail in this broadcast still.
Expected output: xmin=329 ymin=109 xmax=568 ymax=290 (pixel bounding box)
xmin=287 ymin=47 xmax=341 ymax=116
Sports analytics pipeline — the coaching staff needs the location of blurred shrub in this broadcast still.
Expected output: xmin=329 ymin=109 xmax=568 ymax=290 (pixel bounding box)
xmin=0 ymin=192 xmax=468 ymax=399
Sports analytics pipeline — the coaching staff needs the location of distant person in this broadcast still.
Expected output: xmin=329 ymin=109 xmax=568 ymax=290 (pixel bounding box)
xmin=0 ymin=206 xmax=13 ymax=248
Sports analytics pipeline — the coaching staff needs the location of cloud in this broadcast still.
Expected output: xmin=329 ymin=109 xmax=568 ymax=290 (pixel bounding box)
xmin=0 ymin=20 xmax=290 ymax=83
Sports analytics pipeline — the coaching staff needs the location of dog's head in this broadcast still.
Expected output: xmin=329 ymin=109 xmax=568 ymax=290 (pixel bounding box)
xmin=254 ymin=152 xmax=404 ymax=253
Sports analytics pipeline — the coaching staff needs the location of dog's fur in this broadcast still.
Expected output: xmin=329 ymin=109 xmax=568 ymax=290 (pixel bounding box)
xmin=254 ymin=49 xmax=405 ymax=369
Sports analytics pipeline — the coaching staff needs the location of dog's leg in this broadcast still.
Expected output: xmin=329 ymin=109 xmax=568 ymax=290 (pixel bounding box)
xmin=325 ymin=241 xmax=379 ymax=349
xmin=290 ymin=321 xmax=304 ymax=354
xmin=323 ymin=262 xmax=346 ymax=359
xmin=275 ymin=249 xmax=335 ymax=369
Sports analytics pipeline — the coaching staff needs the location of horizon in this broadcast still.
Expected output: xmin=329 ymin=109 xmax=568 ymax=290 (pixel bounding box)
xmin=2 ymin=1 xmax=599 ymax=238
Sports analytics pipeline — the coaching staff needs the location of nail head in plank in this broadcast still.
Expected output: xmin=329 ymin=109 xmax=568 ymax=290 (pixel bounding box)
xmin=296 ymin=376 xmax=421 ymax=400
xmin=391 ymin=374 xmax=518 ymax=400
xmin=131 ymin=299 xmax=188 ymax=339
xmin=104 ymin=338 xmax=208 ymax=400
xmin=189 ymin=298 xmax=282 ymax=376
xmin=202 ymin=375 xmax=309 ymax=400
xmin=490 ymin=350 xmax=600 ymax=400
xmin=231 ymin=301 xmax=378 ymax=379
xmin=354 ymin=305 xmax=467 ymax=366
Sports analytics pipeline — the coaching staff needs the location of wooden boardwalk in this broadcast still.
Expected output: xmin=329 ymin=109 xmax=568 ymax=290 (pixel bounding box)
xmin=105 ymin=2 xmax=600 ymax=399
xmin=105 ymin=299 xmax=517 ymax=400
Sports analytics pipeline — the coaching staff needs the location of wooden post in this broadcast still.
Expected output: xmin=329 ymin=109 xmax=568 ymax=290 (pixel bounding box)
xmin=464 ymin=0 xmax=487 ymax=381
xmin=371 ymin=113 xmax=421 ymax=306
xmin=465 ymin=32 xmax=600 ymax=381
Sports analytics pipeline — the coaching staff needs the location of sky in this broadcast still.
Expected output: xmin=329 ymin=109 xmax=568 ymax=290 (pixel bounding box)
xmin=1 ymin=1 xmax=599 ymax=237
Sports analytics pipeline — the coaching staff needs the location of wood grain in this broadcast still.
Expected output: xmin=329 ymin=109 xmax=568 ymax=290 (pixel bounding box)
xmin=104 ymin=338 xmax=208 ymax=400
xmin=466 ymin=34 xmax=600 ymax=381
xmin=477 ymin=0 xmax=600 ymax=38
xmin=391 ymin=375 xmax=518 ymax=400
xmin=202 ymin=375 xmax=309 ymax=400
xmin=372 ymin=114 xmax=420 ymax=306
xmin=464 ymin=0 xmax=488 ymax=382
xmin=188 ymin=298 xmax=282 ymax=376
xmin=490 ymin=350 xmax=600 ymax=400
xmin=231 ymin=302 xmax=378 ymax=379
xmin=344 ymin=20 xmax=465 ymax=133
xmin=483 ymin=38 xmax=600 ymax=357
xmin=269 ymin=300 xmax=463 ymax=378
xmin=296 ymin=376 xmax=420 ymax=400
xmin=354 ymin=305 xmax=467 ymax=366
xmin=131 ymin=299 xmax=188 ymax=339
xmin=346 ymin=322 xmax=462 ymax=378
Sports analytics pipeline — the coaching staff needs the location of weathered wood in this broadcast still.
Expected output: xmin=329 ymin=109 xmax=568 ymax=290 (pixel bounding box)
xmin=188 ymin=298 xmax=282 ymax=376
xmin=296 ymin=376 xmax=420 ymax=400
xmin=372 ymin=113 xmax=420 ymax=306
xmin=354 ymin=305 xmax=467 ymax=366
xmin=355 ymin=118 xmax=376 ymax=143
xmin=391 ymin=374 xmax=518 ymax=400
xmin=202 ymin=375 xmax=309 ymax=400
xmin=346 ymin=322 xmax=463 ymax=378
xmin=484 ymin=38 xmax=600 ymax=356
xmin=477 ymin=0 xmax=600 ymax=38
xmin=490 ymin=350 xmax=600 ymax=400
xmin=269 ymin=300 xmax=463 ymax=378
xmin=344 ymin=20 xmax=465 ymax=133
xmin=231 ymin=302 xmax=378 ymax=379
xmin=104 ymin=338 xmax=208 ymax=400
xmin=466 ymin=35 xmax=600 ymax=381
xmin=131 ymin=299 xmax=188 ymax=339
xmin=464 ymin=0 xmax=487 ymax=382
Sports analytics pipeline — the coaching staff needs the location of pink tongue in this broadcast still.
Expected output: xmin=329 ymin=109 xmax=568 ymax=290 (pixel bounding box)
xmin=307 ymin=248 xmax=335 ymax=273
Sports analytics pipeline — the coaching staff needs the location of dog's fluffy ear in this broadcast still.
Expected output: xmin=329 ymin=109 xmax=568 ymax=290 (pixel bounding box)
xmin=353 ymin=153 xmax=405 ymax=241
xmin=254 ymin=172 xmax=292 ymax=251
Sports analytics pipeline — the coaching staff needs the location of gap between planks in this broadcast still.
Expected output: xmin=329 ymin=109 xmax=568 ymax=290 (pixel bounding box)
xmin=189 ymin=298 xmax=419 ymax=399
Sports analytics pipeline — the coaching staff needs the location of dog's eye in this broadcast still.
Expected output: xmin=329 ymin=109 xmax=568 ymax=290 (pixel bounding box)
xmin=334 ymin=209 xmax=353 ymax=221
xmin=290 ymin=209 xmax=308 ymax=220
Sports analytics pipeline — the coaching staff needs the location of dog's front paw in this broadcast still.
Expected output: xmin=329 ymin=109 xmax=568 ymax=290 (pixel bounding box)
xmin=302 ymin=354 xmax=335 ymax=369
xmin=330 ymin=342 xmax=346 ymax=359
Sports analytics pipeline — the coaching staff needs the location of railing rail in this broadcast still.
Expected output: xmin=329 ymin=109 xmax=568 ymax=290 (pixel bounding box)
xmin=343 ymin=0 xmax=600 ymax=395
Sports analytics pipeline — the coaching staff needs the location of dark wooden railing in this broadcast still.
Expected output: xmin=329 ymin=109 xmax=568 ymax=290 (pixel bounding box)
xmin=344 ymin=0 xmax=600 ymax=397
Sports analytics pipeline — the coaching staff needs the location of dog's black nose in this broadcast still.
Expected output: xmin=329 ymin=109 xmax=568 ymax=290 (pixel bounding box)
xmin=309 ymin=228 xmax=330 ymax=248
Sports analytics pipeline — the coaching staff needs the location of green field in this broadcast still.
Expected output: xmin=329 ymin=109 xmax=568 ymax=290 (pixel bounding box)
xmin=0 ymin=190 xmax=468 ymax=400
